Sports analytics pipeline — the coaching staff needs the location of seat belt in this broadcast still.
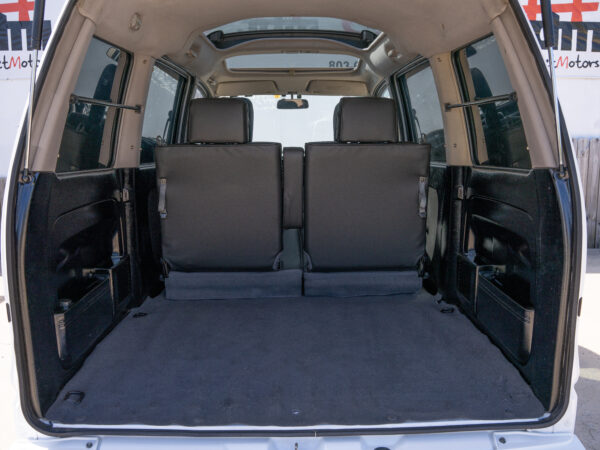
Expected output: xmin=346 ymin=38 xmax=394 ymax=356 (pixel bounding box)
xmin=156 ymin=177 xmax=169 ymax=277
xmin=418 ymin=176 xmax=428 ymax=218
xmin=417 ymin=176 xmax=429 ymax=278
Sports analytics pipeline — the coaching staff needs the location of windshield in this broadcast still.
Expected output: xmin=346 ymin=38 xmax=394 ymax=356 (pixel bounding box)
xmin=246 ymin=95 xmax=341 ymax=146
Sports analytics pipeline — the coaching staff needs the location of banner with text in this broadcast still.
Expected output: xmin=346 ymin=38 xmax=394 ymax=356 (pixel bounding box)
xmin=519 ymin=0 xmax=600 ymax=77
xmin=0 ymin=0 xmax=63 ymax=80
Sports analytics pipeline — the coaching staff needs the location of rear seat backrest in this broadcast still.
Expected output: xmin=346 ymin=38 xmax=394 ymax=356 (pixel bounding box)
xmin=155 ymin=98 xmax=282 ymax=272
xmin=304 ymin=97 xmax=430 ymax=283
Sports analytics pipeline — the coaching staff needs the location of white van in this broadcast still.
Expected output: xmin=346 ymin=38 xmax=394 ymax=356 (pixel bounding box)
xmin=2 ymin=0 xmax=586 ymax=448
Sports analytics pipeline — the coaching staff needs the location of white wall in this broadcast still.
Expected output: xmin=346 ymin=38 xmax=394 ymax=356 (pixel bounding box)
xmin=0 ymin=79 xmax=29 ymax=175
xmin=558 ymin=78 xmax=600 ymax=137
xmin=0 ymin=0 xmax=598 ymax=176
xmin=0 ymin=0 xmax=66 ymax=176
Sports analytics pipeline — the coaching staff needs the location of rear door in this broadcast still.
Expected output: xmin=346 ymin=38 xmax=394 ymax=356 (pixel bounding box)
xmin=16 ymin=37 xmax=133 ymax=415
xmin=452 ymin=35 xmax=569 ymax=410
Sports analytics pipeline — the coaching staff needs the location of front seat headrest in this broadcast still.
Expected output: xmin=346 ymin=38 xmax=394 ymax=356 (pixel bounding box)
xmin=334 ymin=97 xmax=399 ymax=143
xmin=188 ymin=97 xmax=253 ymax=144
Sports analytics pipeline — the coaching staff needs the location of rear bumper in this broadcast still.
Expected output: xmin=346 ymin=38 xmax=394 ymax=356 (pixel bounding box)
xmin=10 ymin=431 xmax=584 ymax=450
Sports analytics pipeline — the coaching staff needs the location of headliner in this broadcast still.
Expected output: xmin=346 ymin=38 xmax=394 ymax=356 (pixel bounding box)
xmin=78 ymin=0 xmax=507 ymax=95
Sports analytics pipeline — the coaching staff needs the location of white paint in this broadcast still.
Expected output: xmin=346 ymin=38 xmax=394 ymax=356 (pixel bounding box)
xmin=6 ymin=432 xmax=586 ymax=450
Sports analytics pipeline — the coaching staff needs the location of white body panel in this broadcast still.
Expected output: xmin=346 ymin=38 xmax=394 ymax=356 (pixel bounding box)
xmin=9 ymin=432 xmax=585 ymax=450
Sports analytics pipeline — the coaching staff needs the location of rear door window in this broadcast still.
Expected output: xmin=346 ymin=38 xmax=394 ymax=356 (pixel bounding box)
xmin=454 ymin=35 xmax=531 ymax=169
xmin=56 ymin=38 xmax=130 ymax=172
xmin=398 ymin=62 xmax=446 ymax=163
xmin=140 ymin=64 xmax=187 ymax=164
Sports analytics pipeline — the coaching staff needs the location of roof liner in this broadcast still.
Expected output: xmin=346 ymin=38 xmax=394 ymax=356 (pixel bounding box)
xmin=81 ymin=0 xmax=506 ymax=60
xmin=77 ymin=0 xmax=508 ymax=95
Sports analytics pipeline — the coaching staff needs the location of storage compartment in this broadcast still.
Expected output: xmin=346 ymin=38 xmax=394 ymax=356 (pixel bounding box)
xmin=476 ymin=274 xmax=535 ymax=365
xmin=53 ymin=276 xmax=113 ymax=366
xmin=53 ymin=257 xmax=130 ymax=366
xmin=457 ymin=253 xmax=477 ymax=309
xmin=457 ymin=254 xmax=533 ymax=364
xmin=87 ymin=256 xmax=132 ymax=308
xmin=456 ymin=253 xmax=505 ymax=313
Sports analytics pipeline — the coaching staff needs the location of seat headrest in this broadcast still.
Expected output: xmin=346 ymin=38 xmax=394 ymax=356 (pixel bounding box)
xmin=334 ymin=97 xmax=398 ymax=143
xmin=188 ymin=98 xmax=253 ymax=144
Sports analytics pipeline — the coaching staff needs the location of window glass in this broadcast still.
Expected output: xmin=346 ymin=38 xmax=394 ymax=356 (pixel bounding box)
xmin=205 ymin=17 xmax=380 ymax=36
xmin=192 ymin=84 xmax=206 ymax=99
xmin=378 ymin=84 xmax=391 ymax=99
xmin=226 ymin=54 xmax=359 ymax=70
xmin=56 ymin=38 xmax=130 ymax=172
xmin=140 ymin=64 xmax=186 ymax=164
xmin=401 ymin=63 xmax=446 ymax=163
xmin=245 ymin=95 xmax=342 ymax=146
xmin=455 ymin=35 xmax=531 ymax=169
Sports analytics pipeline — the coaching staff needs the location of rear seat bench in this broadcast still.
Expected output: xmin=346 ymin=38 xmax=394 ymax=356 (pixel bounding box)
xmin=155 ymin=97 xmax=430 ymax=300
xmin=155 ymin=98 xmax=302 ymax=299
xmin=303 ymin=97 xmax=431 ymax=296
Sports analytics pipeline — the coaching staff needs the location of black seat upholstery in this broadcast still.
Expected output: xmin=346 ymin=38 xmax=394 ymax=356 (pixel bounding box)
xmin=155 ymin=98 xmax=301 ymax=299
xmin=304 ymin=97 xmax=431 ymax=296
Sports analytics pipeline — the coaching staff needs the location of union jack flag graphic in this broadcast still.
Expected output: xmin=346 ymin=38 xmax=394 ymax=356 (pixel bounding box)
xmin=522 ymin=0 xmax=599 ymax=22
xmin=0 ymin=0 xmax=34 ymax=21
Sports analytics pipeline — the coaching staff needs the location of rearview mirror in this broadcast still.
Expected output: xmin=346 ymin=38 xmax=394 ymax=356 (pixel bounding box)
xmin=277 ymin=98 xmax=309 ymax=109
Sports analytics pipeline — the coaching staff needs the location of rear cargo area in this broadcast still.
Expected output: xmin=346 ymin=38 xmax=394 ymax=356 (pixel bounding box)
xmin=46 ymin=290 xmax=543 ymax=426
xmin=20 ymin=94 xmax=568 ymax=430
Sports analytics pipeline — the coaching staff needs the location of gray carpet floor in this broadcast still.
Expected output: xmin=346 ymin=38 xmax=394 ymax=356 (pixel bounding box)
xmin=46 ymin=291 xmax=544 ymax=426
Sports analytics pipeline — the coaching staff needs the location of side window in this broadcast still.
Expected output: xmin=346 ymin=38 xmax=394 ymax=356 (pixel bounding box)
xmin=454 ymin=35 xmax=531 ymax=169
xmin=140 ymin=64 xmax=186 ymax=164
xmin=56 ymin=38 xmax=130 ymax=172
xmin=378 ymin=83 xmax=392 ymax=99
xmin=192 ymin=84 xmax=207 ymax=99
xmin=399 ymin=63 xmax=446 ymax=163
